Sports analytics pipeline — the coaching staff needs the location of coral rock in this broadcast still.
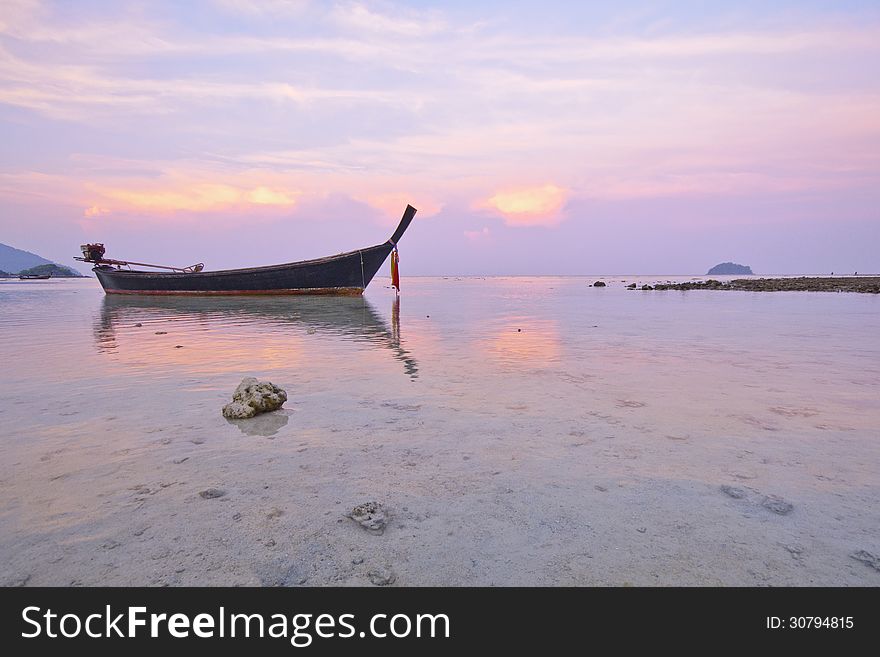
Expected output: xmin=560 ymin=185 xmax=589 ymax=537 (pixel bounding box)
xmin=222 ymin=377 xmax=287 ymax=419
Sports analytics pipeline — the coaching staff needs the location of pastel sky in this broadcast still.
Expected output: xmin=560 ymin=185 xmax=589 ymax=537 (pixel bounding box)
xmin=1 ymin=0 xmax=879 ymax=275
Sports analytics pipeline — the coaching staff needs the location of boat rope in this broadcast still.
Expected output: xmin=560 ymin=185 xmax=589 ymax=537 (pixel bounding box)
xmin=359 ymin=250 xmax=365 ymax=289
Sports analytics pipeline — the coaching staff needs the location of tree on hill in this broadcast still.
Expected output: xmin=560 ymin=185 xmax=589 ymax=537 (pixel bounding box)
xmin=17 ymin=263 xmax=85 ymax=278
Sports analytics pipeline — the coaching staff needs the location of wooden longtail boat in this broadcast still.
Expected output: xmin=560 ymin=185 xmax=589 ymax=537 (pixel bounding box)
xmin=75 ymin=205 xmax=417 ymax=296
xmin=18 ymin=274 xmax=52 ymax=280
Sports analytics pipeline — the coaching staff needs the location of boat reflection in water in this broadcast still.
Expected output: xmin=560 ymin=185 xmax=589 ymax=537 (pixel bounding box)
xmin=94 ymin=293 xmax=419 ymax=380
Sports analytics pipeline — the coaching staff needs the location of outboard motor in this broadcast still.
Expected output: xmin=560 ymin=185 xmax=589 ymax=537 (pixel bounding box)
xmin=80 ymin=243 xmax=106 ymax=262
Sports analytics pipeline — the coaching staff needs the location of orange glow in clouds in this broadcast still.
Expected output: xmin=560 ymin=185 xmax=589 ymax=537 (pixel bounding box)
xmin=93 ymin=184 xmax=300 ymax=214
xmin=83 ymin=205 xmax=110 ymax=218
xmin=483 ymin=184 xmax=568 ymax=226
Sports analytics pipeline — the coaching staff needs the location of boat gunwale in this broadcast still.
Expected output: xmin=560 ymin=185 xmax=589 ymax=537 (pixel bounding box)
xmin=94 ymin=241 xmax=392 ymax=278
xmin=103 ymin=286 xmax=366 ymax=296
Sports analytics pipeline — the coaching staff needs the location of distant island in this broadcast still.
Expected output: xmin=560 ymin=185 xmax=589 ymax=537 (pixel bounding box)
xmin=18 ymin=263 xmax=85 ymax=278
xmin=0 ymin=242 xmax=86 ymax=277
xmin=707 ymin=262 xmax=753 ymax=275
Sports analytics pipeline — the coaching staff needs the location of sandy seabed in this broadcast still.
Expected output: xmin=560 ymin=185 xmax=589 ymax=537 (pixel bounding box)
xmin=4 ymin=385 xmax=879 ymax=587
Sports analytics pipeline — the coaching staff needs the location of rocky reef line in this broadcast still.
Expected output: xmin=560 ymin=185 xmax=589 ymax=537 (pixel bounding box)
xmin=641 ymin=277 xmax=879 ymax=294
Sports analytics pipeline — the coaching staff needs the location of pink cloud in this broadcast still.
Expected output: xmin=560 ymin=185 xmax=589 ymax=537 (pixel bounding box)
xmin=83 ymin=204 xmax=109 ymax=218
xmin=464 ymin=226 xmax=490 ymax=241
xmin=88 ymin=181 xmax=300 ymax=214
xmin=480 ymin=184 xmax=568 ymax=226
xmin=359 ymin=192 xmax=442 ymax=222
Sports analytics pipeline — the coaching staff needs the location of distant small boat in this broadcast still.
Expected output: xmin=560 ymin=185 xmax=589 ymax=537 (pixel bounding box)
xmin=19 ymin=274 xmax=51 ymax=280
xmin=76 ymin=205 xmax=417 ymax=296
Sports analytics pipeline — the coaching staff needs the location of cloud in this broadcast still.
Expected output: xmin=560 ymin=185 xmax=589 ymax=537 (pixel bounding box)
xmin=83 ymin=205 xmax=110 ymax=218
xmin=464 ymin=227 xmax=490 ymax=241
xmin=1 ymin=1 xmax=879 ymax=259
xmin=360 ymin=192 xmax=442 ymax=221
xmin=212 ymin=0 xmax=312 ymax=18
xmin=330 ymin=2 xmax=446 ymax=37
xmin=0 ymin=45 xmax=399 ymax=121
xmin=92 ymin=182 xmax=300 ymax=214
xmin=247 ymin=186 xmax=300 ymax=205
xmin=482 ymin=185 xmax=568 ymax=226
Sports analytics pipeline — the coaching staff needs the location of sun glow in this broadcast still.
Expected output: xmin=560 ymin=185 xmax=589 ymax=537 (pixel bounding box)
xmin=95 ymin=184 xmax=300 ymax=213
xmin=484 ymin=185 xmax=568 ymax=226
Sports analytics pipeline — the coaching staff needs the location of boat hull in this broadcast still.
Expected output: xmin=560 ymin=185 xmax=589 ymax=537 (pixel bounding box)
xmin=94 ymin=242 xmax=394 ymax=296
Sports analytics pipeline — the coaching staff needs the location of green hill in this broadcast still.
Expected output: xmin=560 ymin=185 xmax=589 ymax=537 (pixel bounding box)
xmin=17 ymin=263 xmax=85 ymax=278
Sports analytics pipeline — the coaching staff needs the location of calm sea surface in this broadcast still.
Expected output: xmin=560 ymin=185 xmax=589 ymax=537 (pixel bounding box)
xmin=1 ymin=276 xmax=878 ymax=585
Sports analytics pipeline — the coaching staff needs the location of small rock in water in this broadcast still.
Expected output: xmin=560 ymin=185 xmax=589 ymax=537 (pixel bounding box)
xmin=155 ymin=331 xmax=167 ymax=335
xmin=222 ymin=377 xmax=287 ymax=419
xmin=593 ymin=281 xmax=606 ymax=287
xmin=368 ymin=569 xmax=396 ymax=586
xmin=134 ymin=323 xmax=142 ymax=327
xmin=348 ymin=501 xmax=389 ymax=535
xmin=761 ymin=495 xmax=793 ymax=515
xmin=626 ymin=283 xmax=637 ymax=289
xmin=199 ymin=488 xmax=226 ymax=499
xmin=850 ymin=550 xmax=880 ymax=572
xmin=720 ymin=485 xmax=747 ymax=499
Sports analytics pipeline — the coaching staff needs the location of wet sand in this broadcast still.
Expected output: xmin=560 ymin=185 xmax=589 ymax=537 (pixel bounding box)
xmin=1 ymin=278 xmax=878 ymax=586
xmin=3 ymin=400 xmax=879 ymax=587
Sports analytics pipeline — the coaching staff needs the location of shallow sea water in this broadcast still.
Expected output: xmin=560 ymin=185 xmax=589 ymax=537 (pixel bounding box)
xmin=1 ymin=276 xmax=878 ymax=586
